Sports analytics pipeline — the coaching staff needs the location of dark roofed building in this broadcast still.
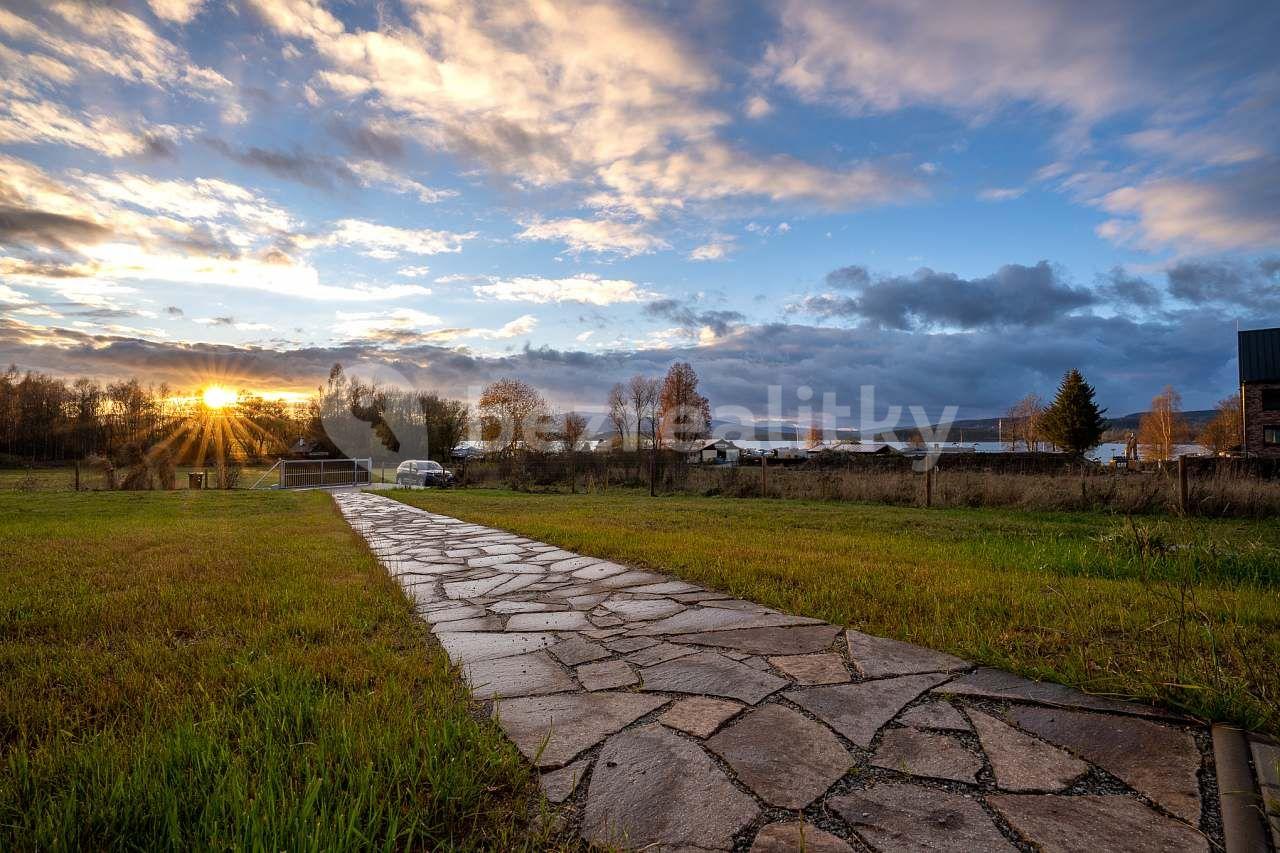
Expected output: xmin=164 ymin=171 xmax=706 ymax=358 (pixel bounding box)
xmin=1239 ymin=327 xmax=1280 ymax=458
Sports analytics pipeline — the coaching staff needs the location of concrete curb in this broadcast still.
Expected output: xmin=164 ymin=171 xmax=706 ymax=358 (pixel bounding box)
xmin=1213 ymin=724 xmax=1269 ymax=853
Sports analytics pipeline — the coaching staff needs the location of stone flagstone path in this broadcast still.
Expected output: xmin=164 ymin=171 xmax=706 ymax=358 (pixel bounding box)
xmin=335 ymin=491 xmax=1273 ymax=852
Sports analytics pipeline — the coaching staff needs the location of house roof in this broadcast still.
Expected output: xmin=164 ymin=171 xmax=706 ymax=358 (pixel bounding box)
xmin=1239 ymin=327 xmax=1280 ymax=383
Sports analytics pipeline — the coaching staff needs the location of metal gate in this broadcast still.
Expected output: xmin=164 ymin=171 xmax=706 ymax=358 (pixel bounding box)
xmin=272 ymin=458 xmax=373 ymax=489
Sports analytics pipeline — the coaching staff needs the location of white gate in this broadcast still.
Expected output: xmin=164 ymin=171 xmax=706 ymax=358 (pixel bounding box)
xmin=265 ymin=458 xmax=373 ymax=489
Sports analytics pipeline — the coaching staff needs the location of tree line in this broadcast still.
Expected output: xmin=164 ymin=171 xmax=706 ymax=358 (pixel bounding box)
xmin=1003 ymin=370 xmax=1241 ymax=459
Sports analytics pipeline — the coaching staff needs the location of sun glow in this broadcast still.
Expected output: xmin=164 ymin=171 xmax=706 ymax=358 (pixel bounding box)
xmin=201 ymin=386 xmax=236 ymax=410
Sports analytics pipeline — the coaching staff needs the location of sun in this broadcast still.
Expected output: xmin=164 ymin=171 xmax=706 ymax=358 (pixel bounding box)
xmin=201 ymin=386 xmax=236 ymax=410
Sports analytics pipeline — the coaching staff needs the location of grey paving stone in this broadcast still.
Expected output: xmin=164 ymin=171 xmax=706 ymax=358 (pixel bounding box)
xmin=625 ymin=641 xmax=699 ymax=667
xmin=642 ymin=650 xmax=788 ymax=704
xmin=570 ymin=561 xmax=629 ymax=580
xmin=436 ymin=631 xmax=558 ymax=664
xmin=845 ymin=630 xmax=969 ymax=678
xmin=897 ymin=700 xmax=971 ymax=732
xmin=463 ymin=651 xmax=577 ymax=699
xmin=659 ymin=696 xmax=744 ymax=738
xmin=566 ymin=593 xmax=610 ymax=610
xmin=487 ymin=600 xmax=560 ymax=614
xmin=547 ymin=635 xmax=610 ymax=666
xmin=576 ymin=659 xmax=638 ymax=691
xmin=628 ymin=580 xmax=704 ymax=594
xmin=829 ymin=782 xmax=1018 ymax=852
xmin=583 ymin=724 xmax=759 ymax=851
xmin=786 ymin=673 xmax=950 ymax=747
xmin=751 ymin=821 xmax=855 ymax=853
xmin=1011 ymin=705 xmax=1202 ymax=824
xmin=431 ymin=616 xmax=505 ymax=632
xmin=869 ymin=727 xmax=981 ymax=783
xmin=602 ymin=597 xmax=685 ymax=621
xmin=941 ymin=667 xmax=1175 ymax=718
xmin=442 ymin=576 xmax=507 ymax=599
xmin=606 ymin=636 xmax=659 ymax=653
xmin=424 ymin=604 xmax=488 ymax=624
xmin=1252 ymin=739 xmax=1280 ymax=788
xmin=968 ymin=709 xmax=1088 ymax=792
xmin=988 ymin=794 xmax=1209 ymax=853
xmin=706 ymin=704 xmax=851 ymax=808
xmin=504 ymin=611 xmax=594 ymax=632
xmin=678 ymin=624 xmax=843 ymax=656
xmin=634 ymin=607 xmax=820 ymax=636
xmin=487 ymin=574 xmax=541 ymax=596
xmin=493 ymin=692 xmax=667 ymax=769
xmin=539 ymin=758 xmax=590 ymax=804
xmin=768 ymin=653 xmax=851 ymax=685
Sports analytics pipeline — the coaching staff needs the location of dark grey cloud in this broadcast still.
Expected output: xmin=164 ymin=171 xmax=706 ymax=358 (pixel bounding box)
xmin=1166 ymin=257 xmax=1280 ymax=309
xmin=327 ymin=119 xmax=405 ymax=161
xmin=825 ymin=265 xmax=870 ymax=290
xmin=203 ymin=316 xmax=235 ymax=326
xmin=643 ymin=298 xmax=746 ymax=336
xmin=165 ymin=306 xmax=184 ymax=317
xmin=1096 ymin=267 xmax=1163 ymax=308
xmin=0 ymin=205 xmax=111 ymax=251
xmin=204 ymin=139 xmax=357 ymax=189
xmin=797 ymin=261 xmax=1096 ymax=329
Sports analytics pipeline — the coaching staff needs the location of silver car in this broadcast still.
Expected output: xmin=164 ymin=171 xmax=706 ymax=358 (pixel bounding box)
xmin=394 ymin=459 xmax=454 ymax=487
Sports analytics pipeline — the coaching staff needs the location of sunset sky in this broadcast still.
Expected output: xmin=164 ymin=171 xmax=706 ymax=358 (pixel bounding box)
xmin=1 ymin=0 xmax=1278 ymax=421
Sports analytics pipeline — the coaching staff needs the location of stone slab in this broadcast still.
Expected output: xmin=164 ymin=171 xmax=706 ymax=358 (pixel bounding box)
xmin=602 ymin=598 xmax=685 ymax=621
xmin=941 ymin=667 xmax=1175 ymax=718
xmin=846 ymin=629 xmax=968 ymax=678
xmin=493 ymin=692 xmax=667 ymax=768
xmin=829 ymin=782 xmax=1017 ymax=852
xmin=869 ymin=727 xmax=981 ymax=783
xmin=641 ymin=650 xmax=788 ymax=704
xmin=625 ymin=641 xmax=699 ymax=667
xmin=1011 ymin=705 xmax=1202 ymax=824
xmin=539 ymin=758 xmax=589 ymax=804
xmin=968 ymin=709 xmax=1088 ymax=792
xmin=504 ymin=611 xmax=593 ymax=632
xmin=437 ymin=631 xmax=558 ymax=664
xmin=679 ymin=624 xmax=843 ymax=656
xmin=576 ymin=659 xmax=638 ymax=691
xmin=463 ymin=651 xmax=577 ymax=699
xmin=634 ymin=607 xmax=819 ymax=636
xmin=659 ymin=696 xmax=744 ymax=738
xmin=897 ymin=700 xmax=971 ymax=732
xmin=786 ymin=673 xmax=950 ymax=747
xmin=988 ymin=794 xmax=1209 ymax=853
xmin=768 ymin=653 xmax=850 ymax=684
xmin=706 ymin=703 xmax=851 ymax=808
xmin=546 ymin=635 xmax=610 ymax=666
xmin=583 ymin=724 xmax=759 ymax=851
xmin=751 ymin=821 xmax=855 ymax=852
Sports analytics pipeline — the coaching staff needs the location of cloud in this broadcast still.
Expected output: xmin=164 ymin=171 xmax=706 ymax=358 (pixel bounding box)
xmin=689 ymin=240 xmax=733 ymax=261
xmin=825 ymin=265 xmax=871 ymax=290
xmin=327 ymin=118 xmax=405 ymax=160
xmin=333 ymin=308 xmax=537 ymax=346
xmin=744 ymin=95 xmax=773 ymax=119
xmin=0 ymin=99 xmax=178 ymax=158
xmin=164 ymin=306 xmax=184 ymax=317
xmin=978 ymin=187 xmax=1025 ymax=202
xmin=517 ymin=217 xmax=669 ymax=256
xmin=1095 ymin=268 xmax=1164 ymax=309
xmin=1096 ymin=160 xmax=1280 ymax=252
xmin=346 ymin=159 xmax=457 ymax=204
xmin=473 ymin=275 xmax=651 ymax=306
xmin=643 ymin=298 xmax=745 ymax=337
xmin=764 ymin=0 xmax=1133 ymax=122
xmin=794 ymin=260 xmax=1095 ymax=329
xmin=397 ymin=265 xmax=431 ymax=278
xmin=148 ymin=0 xmax=206 ymax=25
xmin=327 ymin=219 xmax=474 ymax=258
xmin=205 ymin=139 xmax=357 ymax=189
xmin=193 ymin=316 xmax=235 ymax=326
xmin=0 ymin=205 xmax=112 ymax=250
xmin=1165 ymin=257 xmax=1280 ymax=311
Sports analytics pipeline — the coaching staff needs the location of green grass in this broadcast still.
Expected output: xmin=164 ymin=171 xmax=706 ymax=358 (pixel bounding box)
xmin=0 ymin=490 xmax=559 ymax=851
xmin=388 ymin=488 xmax=1280 ymax=733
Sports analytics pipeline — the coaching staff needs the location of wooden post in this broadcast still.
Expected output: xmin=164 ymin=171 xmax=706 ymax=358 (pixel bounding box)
xmin=74 ymin=460 xmax=80 ymax=492
xmin=924 ymin=465 xmax=933 ymax=508
xmin=760 ymin=454 xmax=767 ymax=497
xmin=649 ymin=447 xmax=656 ymax=497
xmin=1178 ymin=455 xmax=1188 ymax=513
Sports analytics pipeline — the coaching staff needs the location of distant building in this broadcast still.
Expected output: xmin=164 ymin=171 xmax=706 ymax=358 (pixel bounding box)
xmin=810 ymin=441 xmax=898 ymax=456
xmin=691 ymin=438 xmax=741 ymax=464
xmin=1239 ymin=327 xmax=1280 ymax=457
xmin=288 ymin=437 xmax=330 ymax=458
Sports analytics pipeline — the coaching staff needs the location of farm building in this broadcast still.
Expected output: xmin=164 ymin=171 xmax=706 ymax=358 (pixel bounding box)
xmin=690 ymin=438 xmax=741 ymax=464
xmin=1239 ymin=327 xmax=1280 ymax=458
xmin=809 ymin=441 xmax=899 ymax=457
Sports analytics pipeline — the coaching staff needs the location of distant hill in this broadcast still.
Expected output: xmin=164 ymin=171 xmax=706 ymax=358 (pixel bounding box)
xmin=875 ymin=410 xmax=1219 ymax=442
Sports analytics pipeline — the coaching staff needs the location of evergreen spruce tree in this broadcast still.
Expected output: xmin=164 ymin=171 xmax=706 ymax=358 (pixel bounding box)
xmin=1039 ymin=369 xmax=1108 ymax=456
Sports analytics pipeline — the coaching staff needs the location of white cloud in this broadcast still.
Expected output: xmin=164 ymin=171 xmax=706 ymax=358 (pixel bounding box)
xmin=397 ymin=265 xmax=431 ymax=278
xmin=473 ymin=274 xmax=651 ymax=306
xmin=333 ymin=309 xmax=536 ymax=345
xmin=575 ymin=330 xmax=595 ymax=342
xmin=978 ymin=187 xmax=1025 ymax=202
xmin=517 ymin=217 xmax=668 ymax=256
xmin=148 ymin=0 xmax=206 ymax=25
xmin=689 ymin=240 xmax=732 ymax=261
xmin=744 ymin=95 xmax=773 ymax=119
xmin=0 ymin=99 xmax=172 ymax=158
xmin=328 ymin=219 xmax=475 ymax=258
xmin=346 ymin=160 xmax=458 ymax=204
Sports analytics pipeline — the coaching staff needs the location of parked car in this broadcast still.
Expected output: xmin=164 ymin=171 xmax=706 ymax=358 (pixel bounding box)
xmin=395 ymin=459 xmax=454 ymax=487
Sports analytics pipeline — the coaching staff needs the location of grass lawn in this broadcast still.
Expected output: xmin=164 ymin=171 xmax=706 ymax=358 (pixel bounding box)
xmin=389 ymin=488 xmax=1280 ymax=734
xmin=0 ymin=490 xmax=559 ymax=851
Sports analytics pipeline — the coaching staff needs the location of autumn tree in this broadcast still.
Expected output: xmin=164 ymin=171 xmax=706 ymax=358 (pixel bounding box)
xmin=658 ymin=362 xmax=711 ymax=445
xmin=1005 ymin=393 xmax=1044 ymax=451
xmin=1137 ymin=385 xmax=1189 ymax=462
xmin=1039 ymin=369 xmax=1107 ymax=457
xmin=478 ymin=378 xmax=547 ymax=453
xmin=561 ymin=411 xmax=588 ymax=452
xmin=606 ymin=382 xmax=632 ymax=450
xmin=627 ymin=375 xmax=659 ymax=449
xmin=1198 ymin=394 xmax=1242 ymax=455
xmin=417 ymin=393 xmax=469 ymax=462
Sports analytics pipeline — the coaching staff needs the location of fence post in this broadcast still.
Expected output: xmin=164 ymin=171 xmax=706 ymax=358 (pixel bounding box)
xmin=649 ymin=448 xmax=656 ymax=497
xmin=924 ymin=465 xmax=933 ymax=508
xmin=1178 ymin=455 xmax=1188 ymax=513
xmin=761 ymin=454 xmax=767 ymax=497
xmin=74 ymin=460 xmax=80 ymax=492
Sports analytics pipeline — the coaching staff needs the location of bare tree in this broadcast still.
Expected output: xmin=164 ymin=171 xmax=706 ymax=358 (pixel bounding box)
xmin=658 ymin=362 xmax=711 ymax=446
xmin=1198 ymin=393 xmax=1242 ymax=455
xmin=561 ymin=411 xmax=588 ymax=452
xmin=478 ymin=378 xmax=547 ymax=453
xmin=1137 ymin=385 xmax=1189 ymax=462
xmin=627 ymin=375 xmax=659 ymax=450
xmin=1005 ymin=393 xmax=1044 ymax=451
xmin=606 ymin=382 xmax=632 ymax=450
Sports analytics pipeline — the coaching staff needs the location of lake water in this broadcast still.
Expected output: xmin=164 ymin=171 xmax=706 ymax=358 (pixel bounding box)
xmin=729 ymin=440 xmax=1207 ymax=462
